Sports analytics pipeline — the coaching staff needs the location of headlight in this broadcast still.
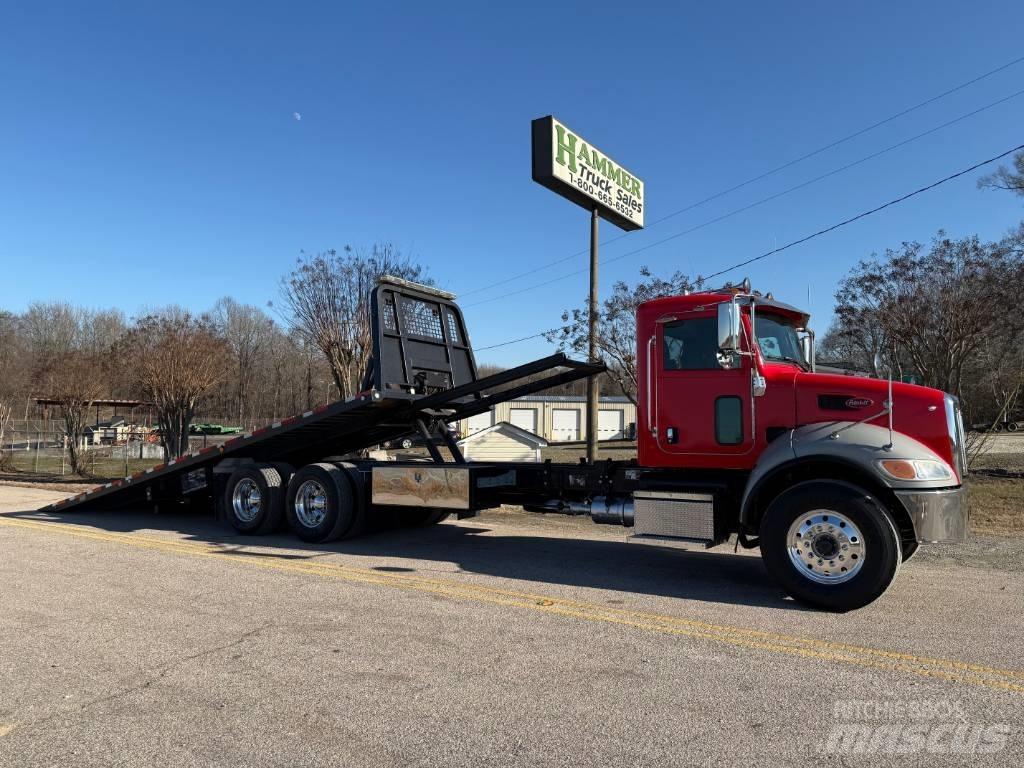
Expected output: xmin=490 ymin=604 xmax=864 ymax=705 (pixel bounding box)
xmin=877 ymin=459 xmax=953 ymax=481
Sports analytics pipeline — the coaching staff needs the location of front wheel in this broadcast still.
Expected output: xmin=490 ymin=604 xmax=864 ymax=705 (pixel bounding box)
xmin=759 ymin=481 xmax=901 ymax=611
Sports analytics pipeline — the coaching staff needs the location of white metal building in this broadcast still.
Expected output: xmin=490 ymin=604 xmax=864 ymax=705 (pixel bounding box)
xmin=458 ymin=395 xmax=636 ymax=443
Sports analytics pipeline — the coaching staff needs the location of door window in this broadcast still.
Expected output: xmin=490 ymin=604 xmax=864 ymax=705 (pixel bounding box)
xmin=663 ymin=318 xmax=719 ymax=370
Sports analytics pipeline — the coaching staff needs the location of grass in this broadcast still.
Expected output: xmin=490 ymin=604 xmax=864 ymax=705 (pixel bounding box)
xmin=1 ymin=453 xmax=161 ymax=483
xmin=967 ymin=476 xmax=1024 ymax=536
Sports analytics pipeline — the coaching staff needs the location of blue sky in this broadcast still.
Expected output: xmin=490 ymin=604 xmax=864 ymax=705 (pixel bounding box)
xmin=2 ymin=1 xmax=1023 ymax=365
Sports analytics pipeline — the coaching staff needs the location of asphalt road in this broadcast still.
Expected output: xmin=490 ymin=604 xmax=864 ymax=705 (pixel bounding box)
xmin=0 ymin=485 xmax=1022 ymax=767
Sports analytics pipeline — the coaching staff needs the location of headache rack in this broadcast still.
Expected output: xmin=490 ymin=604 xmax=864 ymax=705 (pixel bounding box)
xmin=42 ymin=277 xmax=603 ymax=513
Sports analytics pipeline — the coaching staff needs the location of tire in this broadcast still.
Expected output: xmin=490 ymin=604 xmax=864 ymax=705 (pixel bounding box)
xmin=901 ymin=538 xmax=920 ymax=562
xmin=400 ymin=438 xmax=414 ymax=449
xmin=758 ymin=480 xmax=902 ymax=612
xmin=224 ymin=464 xmax=287 ymax=535
xmin=333 ymin=462 xmax=367 ymax=540
xmin=1007 ymin=421 xmax=1019 ymax=433
xmin=285 ymin=463 xmax=357 ymax=543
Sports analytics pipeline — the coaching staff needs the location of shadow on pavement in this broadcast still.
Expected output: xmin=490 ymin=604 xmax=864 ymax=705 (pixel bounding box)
xmin=2 ymin=506 xmax=800 ymax=611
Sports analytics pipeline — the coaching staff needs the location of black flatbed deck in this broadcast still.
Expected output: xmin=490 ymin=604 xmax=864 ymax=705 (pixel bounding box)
xmin=41 ymin=278 xmax=602 ymax=515
xmin=42 ymin=361 xmax=601 ymax=514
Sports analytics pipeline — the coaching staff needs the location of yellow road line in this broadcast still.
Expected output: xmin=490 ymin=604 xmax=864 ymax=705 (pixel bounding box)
xmin=2 ymin=515 xmax=1023 ymax=694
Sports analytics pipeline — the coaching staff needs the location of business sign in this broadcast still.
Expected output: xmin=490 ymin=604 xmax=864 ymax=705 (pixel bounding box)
xmin=531 ymin=115 xmax=644 ymax=231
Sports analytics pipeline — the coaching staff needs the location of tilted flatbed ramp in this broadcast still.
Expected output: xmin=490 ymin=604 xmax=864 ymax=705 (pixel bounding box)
xmin=41 ymin=277 xmax=602 ymax=514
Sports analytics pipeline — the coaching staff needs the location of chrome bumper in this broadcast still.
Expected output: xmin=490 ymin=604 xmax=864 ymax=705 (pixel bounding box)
xmin=895 ymin=486 xmax=968 ymax=544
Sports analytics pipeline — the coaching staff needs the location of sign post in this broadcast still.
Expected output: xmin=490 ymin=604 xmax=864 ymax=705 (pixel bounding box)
xmin=531 ymin=116 xmax=644 ymax=462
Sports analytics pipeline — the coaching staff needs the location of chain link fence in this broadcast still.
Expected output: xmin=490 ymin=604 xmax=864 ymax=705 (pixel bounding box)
xmin=0 ymin=418 xmax=274 ymax=481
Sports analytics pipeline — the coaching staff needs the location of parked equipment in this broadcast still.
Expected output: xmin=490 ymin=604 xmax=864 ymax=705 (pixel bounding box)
xmin=43 ymin=276 xmax=968 ymax=611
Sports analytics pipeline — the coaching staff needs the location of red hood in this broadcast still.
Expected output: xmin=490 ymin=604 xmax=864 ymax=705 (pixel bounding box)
xmin=783 ymin=368 xmax=955 ymax=473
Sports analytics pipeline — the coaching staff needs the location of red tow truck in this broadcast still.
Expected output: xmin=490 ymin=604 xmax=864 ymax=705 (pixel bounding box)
xmin=44 ymin=277 xmax=968 ymax=611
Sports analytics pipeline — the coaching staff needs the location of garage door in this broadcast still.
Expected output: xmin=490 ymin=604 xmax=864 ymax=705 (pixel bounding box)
xmin=598 ymin=409 xmax=624 ymax=440
xmin=466 ymin=411 xmax=494 ymax=436
xmin=551 ymin=409 xmax=580 ymax=441
xmin=509 ymin=407 xmax=538 ymax=434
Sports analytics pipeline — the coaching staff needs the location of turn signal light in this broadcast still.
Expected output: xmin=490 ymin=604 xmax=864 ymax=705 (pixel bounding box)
xmin=877 ymin=459 xmax=953 ymax=481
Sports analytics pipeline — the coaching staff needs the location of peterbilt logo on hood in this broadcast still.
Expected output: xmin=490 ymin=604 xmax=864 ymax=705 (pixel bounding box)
xmin=845 ymin=397 xmax=873 ymax=409
xmin=818 ymin=394 xmax=874 ymax=411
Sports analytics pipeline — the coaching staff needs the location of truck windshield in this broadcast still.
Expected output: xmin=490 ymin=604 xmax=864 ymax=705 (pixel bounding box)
xmin=754 ymin=313 xmax=807 ymax=369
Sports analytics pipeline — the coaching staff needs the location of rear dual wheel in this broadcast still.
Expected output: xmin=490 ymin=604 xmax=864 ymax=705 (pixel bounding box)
xmin=224 ymin=464 xmax=292 ymax=534
xmin=285 ymin=463 xmax=366 ymax=543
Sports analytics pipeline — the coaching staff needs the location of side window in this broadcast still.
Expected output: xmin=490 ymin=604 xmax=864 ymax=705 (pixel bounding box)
xmin=663 ymin=318 xmax=719 ymax=370
xmin=715 ymin=396 xmax=743 ymax=445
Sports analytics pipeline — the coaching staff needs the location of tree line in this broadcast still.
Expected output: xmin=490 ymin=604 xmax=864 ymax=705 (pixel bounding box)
xmin=0 ymin=244 xmax=425 ymax=471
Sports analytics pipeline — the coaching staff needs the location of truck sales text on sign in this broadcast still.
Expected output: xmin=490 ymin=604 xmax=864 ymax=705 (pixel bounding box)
xmin=531 ymin=115 xmax=644 ymax=231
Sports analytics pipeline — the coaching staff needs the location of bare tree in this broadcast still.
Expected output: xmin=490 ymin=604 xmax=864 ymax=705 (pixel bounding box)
xmin=45 ymin=351 xmax=106 ymax=474
xmin=212 ymin=298 xmax=275 ymax=423
xmin=14 ymin=305 xmax=121 ymax=474
xmin=978 ymin=150 xmax=1024 ymax=197
xmin=820 ymin=276 xmax=893 ymax=377
xmin=547 ymin=267 xmax=695 ymax=405
xmin=828 ymin=229 xmax=1024 ymax=424
xmin=0 ymin=400 xmax=12 ymax=468
xmin=0 ymin=311 xmax=26 ymax=465
xmin=128 ymin=309 xmax=228 ymax=459
xmin=278 ymin=245 xmax=430 ymax=398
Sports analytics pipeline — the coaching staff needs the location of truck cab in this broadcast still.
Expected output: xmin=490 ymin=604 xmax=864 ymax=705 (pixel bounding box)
xmin=635 ymin=282 xmax=968 ymax=609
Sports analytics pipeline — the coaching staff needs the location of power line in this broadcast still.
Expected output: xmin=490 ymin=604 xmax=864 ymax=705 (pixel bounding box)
xmin=473 ymin=330 xmax=551 ymax=352
xmin=463 ymin=87 xmax=1024 ymax=310
xmin=700 ymin=141 xmax=1024 ymax=282
xmin=471 ymin=140 xmax=1024 ymax=353
xmin=457 ymin=53 xmax=1024 ymax=299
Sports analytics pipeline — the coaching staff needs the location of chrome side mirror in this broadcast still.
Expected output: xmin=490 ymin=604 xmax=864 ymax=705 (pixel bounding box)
xmin=716 ymin=301 xmax=742 ymax=369
xmin=799 ymin=329 xmax=816 ymax=372
xmin=717 ymin=301 xmax=741 ymax=355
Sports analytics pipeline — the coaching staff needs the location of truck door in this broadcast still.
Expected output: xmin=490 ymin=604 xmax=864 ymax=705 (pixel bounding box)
xmin=654 ymin=314 xmax=754 ymax=460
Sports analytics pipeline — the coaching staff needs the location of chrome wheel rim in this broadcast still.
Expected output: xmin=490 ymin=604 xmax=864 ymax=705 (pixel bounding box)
xmin=787 ymin=510 xmax=865 ymax=584
xmin=294 ymin=479 xmax=329 ymax=528
xmin=231 ymin=478 xmax=263 ymax=523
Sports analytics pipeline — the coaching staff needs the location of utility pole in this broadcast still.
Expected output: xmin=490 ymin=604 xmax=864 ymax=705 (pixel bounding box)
xmin=586 ymin=207 xmax=599 ymax=464
xmin=530 ymin=116 xmax=644 ymax=464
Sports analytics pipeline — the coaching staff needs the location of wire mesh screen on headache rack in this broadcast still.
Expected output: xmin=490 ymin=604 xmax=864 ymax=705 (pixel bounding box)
xmin=400 ymin=297 xmax=444 ymax=340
